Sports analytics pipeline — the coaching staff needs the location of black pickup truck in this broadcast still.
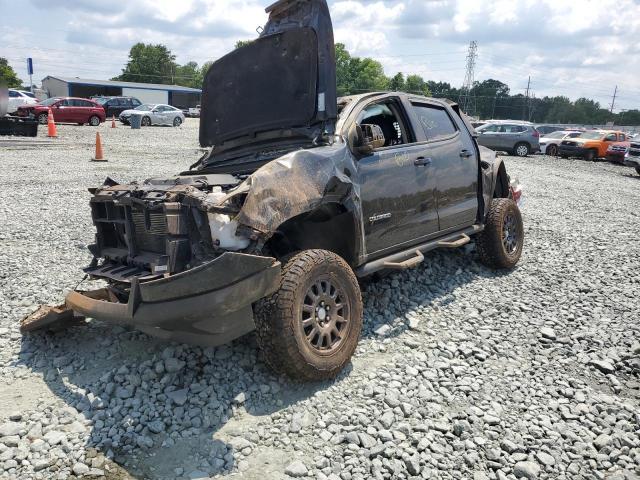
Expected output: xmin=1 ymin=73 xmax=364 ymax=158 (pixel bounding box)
xmin=24 ymin=0 xmax=524 ymax=381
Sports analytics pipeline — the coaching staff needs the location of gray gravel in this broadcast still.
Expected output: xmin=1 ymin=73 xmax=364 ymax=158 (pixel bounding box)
xmin=0 ymin=119 xmax=639 ymax=479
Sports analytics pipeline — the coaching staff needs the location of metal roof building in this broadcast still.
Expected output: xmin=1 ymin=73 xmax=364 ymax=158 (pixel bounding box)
xmin=41 ymin=76 xmax=201 ymax=109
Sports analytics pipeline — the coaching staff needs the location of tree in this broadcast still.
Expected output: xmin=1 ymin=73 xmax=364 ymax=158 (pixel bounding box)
xmin=335 ymin=43 xmax=388 ymax=96
xmin=388 ymin=73 xmax=405 ymax=92
xmin=405 ymin=74 xmax=431 ymax=96
xmin=174 ymin=61 xmax=203 ymax=89
xmin=114 ymin=43 xmax=178 ymax=85
xmin=235 ymin=40 xmax=254 ymax=49
xmin=0 ymin=58 xmax=22 ymax=89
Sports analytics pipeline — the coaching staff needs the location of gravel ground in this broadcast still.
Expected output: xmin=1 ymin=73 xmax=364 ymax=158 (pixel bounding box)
xmin=0 ymin=119 xmax=639 ymax=480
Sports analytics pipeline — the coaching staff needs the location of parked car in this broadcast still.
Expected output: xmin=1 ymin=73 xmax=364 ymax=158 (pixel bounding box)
xmin=624 ymin=141 xmax=640 ymax=175
xmin=24 ymin=0 xmax=524 ymax=382
xmin=605 ymin=141 xmax=630 ymax=163
xmin=188 ymin=105 xmax=201 ymax=118
xmin=119 ymin=104 xmax=185 ymax=127
xmin=16 ymin=97 xmax=106 ymax=126
xmin=476 ymin=120 xmax=540 ymax=156
xmin=8 ymin=89 xmax=38 ymax=113
xmin=539 ymin=130 xmax=583 ymax=156
xmin=535 ymin=125 xmax=563 ymax=136
xmin=558 ymin=130 xmax=628 ymax=161
xmin=92 ymin=96 xmax=142 ymax=118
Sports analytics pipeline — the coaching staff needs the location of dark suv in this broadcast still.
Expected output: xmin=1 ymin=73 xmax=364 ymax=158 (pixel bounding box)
xmin=92 ymin=96 xmax=142 ymax=118
xmin=24 ymin=0 xmax=524 ymax=382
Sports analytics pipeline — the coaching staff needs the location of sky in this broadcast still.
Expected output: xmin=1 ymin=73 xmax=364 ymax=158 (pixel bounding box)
xmin=2 ymin=0 xmax=640 ymax=111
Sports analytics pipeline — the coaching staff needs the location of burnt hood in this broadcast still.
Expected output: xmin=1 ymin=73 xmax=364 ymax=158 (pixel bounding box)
xmin=199 ymin=0 xmax=337 ymax=150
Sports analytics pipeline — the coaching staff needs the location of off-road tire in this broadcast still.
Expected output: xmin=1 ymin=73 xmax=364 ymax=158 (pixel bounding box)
xmin=513 ymin=142 xmax=530 ymax=157
xmin=584 ymin=149 xmax=597 ymax=161
xmin=476 ymin=198 xmax=524 ymax=269
xmin=254 ymin=250 xmax=363 ymax=382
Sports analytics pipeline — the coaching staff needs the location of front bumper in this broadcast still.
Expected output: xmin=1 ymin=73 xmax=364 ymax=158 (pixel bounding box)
xmin=558 ymin=145 xmax=588 ymax=158
xmin=66 ymin=253 xmax=281 ymax=346
xmin=606 ymin=152 xmax=627 ymax=163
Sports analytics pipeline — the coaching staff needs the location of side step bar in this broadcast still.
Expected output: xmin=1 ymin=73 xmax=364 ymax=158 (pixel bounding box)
xmin=357 ymin=225 xmax=483 ymax=277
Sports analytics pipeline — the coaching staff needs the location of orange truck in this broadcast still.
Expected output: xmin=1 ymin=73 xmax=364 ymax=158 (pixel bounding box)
xmin=557 ymin=130 xmax=629 ymax=161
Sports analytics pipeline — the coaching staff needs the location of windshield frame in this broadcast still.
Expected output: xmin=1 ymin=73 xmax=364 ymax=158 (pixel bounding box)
xmin=135 ymin=104 xmax=155 ymax=111
xmin=40 ymin=97 xmax=61 ymax=107
xmin=579 ymin=131 xmax=605 ymax=140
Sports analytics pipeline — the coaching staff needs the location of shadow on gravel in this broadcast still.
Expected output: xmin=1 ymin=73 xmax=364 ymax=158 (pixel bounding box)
xmin=14 ymin=246 xmax=504 ymax=478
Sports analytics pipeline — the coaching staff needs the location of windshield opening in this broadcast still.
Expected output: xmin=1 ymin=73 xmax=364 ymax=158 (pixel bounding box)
xmin=136 ymin=104 xmax=154 ymax=111
xmin=40 ymin=97 xmax=61 ymax=106
xmin=93 ymin=98 xmax=109 ymax=105
xmin=579 ymin=131 xmax=604 ymax=140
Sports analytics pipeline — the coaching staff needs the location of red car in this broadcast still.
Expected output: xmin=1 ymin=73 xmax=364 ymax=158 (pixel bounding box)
xmin=17 ymin=97 xmax=106 ymax=126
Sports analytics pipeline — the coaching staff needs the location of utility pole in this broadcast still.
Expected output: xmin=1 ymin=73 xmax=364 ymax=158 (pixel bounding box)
xmin=610 ymin=85 xmax=618 ymax=114
xmin=459 ymin=41 xmax=478 ymax=117
xmin=523 ymin=76 xmax=531 ymax=121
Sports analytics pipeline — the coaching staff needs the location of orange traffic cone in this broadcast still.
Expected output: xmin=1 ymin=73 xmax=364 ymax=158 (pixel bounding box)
xmin=111 ymin=115 xmax=116 ymax=128
xmin=91 ymin=132 xmax=107 ymax=162
xmin=47 ymin=108 xmax=58 ymax=138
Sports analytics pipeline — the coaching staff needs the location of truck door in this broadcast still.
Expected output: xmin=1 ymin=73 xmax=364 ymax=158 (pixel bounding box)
xmin=356 ymin=98 xmax=439 ymax=257
xmin=408 ymin=101 xmax=479 ymax=230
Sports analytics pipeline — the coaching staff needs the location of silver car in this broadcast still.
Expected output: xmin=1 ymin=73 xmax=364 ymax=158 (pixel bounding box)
xmin=119 ymin=104 xmax=185 ymax=127
xmin=476 ymin=120 xmax=541 ymax=157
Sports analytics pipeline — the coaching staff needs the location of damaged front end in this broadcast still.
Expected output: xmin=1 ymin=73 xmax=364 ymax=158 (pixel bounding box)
xmin=52 ymin=174 xmax=283 ymax=346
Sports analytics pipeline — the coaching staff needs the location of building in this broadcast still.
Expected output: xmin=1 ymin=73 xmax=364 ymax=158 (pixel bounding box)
xmin=41 ymin=76 xmax=201 ymax=109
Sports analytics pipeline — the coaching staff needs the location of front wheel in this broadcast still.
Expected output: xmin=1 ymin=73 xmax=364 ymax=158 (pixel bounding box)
xmin=514 ymin=143 xmax=530 ymax=157
xmin=584 ymin=149 xmax=597 ymax=161
xmin=254 ymin=250 xmax=363 ymax=382
xmin=173 ymin=116 xmax=182 ymax=127
xmin=476 ymin=198 xmax=524 ymax=269
xmin=88 ymin=116 xmax=100 ymax=126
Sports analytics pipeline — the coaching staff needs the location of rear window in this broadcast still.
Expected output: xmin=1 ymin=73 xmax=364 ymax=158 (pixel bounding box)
xmin=411 ymin=103 xmax=457 ymax=141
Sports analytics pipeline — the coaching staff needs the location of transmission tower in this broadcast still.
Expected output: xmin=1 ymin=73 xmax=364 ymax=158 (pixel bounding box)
xmin=459 ymin=41 xmax=478 ymax=117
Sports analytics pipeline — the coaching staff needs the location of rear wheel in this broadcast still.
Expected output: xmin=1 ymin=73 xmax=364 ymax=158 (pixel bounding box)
xmin=547 ymin=144 xmax=558 ymax=156
xmin=514 ymin=142 xmax=530 ymax=157
xmin=254 ymin=250 xmax=363 ymax=382
xmin=38 ymin=113 xmax=48 ymax=125
xmin=584 ymin=149 xmax=597 ymax=161
xmin=89 ymin=116 xmax=100 ymax=127
xmin=142 ymin=116 xmax=151 ymax=127
xmin=477 ymin=198 xmax=524 ymax=270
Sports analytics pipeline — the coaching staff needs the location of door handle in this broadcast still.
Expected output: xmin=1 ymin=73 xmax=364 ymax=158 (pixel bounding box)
xmin=414 ymin=157 xmax=432 ymax=167
xmin=460 ymin=149 xmax=473 ymax=158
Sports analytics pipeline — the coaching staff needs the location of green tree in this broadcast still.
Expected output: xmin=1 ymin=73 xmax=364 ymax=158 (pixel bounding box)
xmin=388 ymin=73 xmax=405 ymax=91
xmin=235 ymin=40 xmax=254 ymax=49
xmin=114 ymin=43 xmax=178 ymax=85
xmin=335 ymin=43 xmax=388 ymax=95
xmin=405 ymin=74 xmax=431 ymax=96
xmin=0 ymin=58 xmax=22 ymax=88
xmin=174 ymin=61 xmax=203 ymax=89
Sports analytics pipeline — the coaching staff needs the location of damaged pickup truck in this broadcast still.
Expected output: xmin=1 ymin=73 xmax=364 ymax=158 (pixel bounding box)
xmin=23 ymin=0 xmax=524 ymax=381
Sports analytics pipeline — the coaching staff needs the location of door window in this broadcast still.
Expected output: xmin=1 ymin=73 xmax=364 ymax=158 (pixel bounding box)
xmin=478 ymin=124 xmax=498 ymax=132
xmin=357 ymin=102 xmax=409 ymax=148
xmin=9 ymin=90 xmax=19 ymax=98
xmin=411 ymin=103 xmax=457 ymax=141
xmin=605 ymin=133 xmax=617 ymax=142
xmin=131 ymin=99 xmax=141 ymax=107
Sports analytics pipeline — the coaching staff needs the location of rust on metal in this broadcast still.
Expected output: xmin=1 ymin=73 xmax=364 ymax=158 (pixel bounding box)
xmin=20 ymin=304 xmax=86 ymax=333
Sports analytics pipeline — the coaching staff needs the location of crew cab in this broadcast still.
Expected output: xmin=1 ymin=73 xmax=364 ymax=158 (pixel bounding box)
xmin=558 ymin=130 xmax=628 ymax=161
xmin=23 ymin=0 xmax=524 ymax=382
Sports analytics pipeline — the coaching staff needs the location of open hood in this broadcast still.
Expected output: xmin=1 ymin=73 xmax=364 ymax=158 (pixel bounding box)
xmin=199 ymin=0 xmax=337 ymax=150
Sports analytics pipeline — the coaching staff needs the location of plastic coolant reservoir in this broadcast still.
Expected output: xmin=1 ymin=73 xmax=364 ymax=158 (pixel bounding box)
xmin=208 ymin=214 xmax=250 ymax=251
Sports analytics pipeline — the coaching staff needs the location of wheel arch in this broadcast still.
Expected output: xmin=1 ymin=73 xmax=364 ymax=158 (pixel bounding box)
xmin=264 ymin=202 xmax=361 ymax=268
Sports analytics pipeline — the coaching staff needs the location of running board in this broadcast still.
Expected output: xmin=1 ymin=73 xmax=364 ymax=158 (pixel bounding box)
xmin=383 ymin=250 xmax=424 ymax=270
xmin=437 ymin=233 xmax=470 ymax=249
xmin=356 ymin=225 xmax=483 ymax=277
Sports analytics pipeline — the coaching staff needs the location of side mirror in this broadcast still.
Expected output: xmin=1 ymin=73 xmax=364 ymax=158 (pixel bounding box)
xmin=347 ymin=123 xmax=385 ymax=156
